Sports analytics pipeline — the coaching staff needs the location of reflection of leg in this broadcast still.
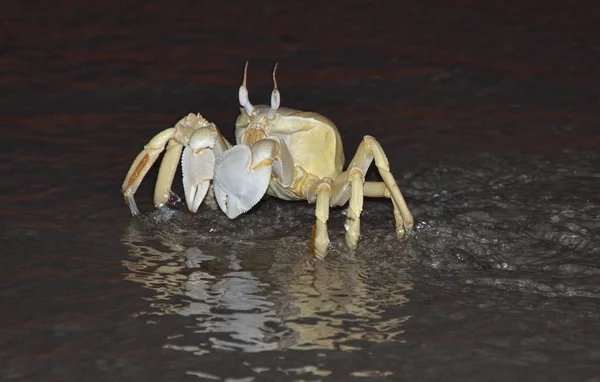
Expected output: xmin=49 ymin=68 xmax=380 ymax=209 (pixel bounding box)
xmin=312 ymin=183 xmax=332 ymax=260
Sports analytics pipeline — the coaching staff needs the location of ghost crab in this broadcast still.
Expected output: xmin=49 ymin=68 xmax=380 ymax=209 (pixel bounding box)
xmin=122 ymin=63 xmax=414 ymax=259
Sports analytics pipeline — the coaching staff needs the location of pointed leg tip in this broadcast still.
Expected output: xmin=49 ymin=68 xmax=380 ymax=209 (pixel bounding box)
xmin=312 ymin=246 xmax=329 ymax=260
xmin=311 ymin=225 xmax=329 ymax=259
xmin=345 ymin=236 xmax=359 ymax=249
xmin=312 ymin=247 xmax=327 ymax=260
xmin=125 ymin=195 xmax=140 ymax=216
xmin=396 ymin=227 xmax=406 ymax=239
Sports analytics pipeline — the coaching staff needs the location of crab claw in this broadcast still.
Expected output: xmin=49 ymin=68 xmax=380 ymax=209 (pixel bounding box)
xmin=182 ymin=147 xmax=216 ymax=213
xmin=213 ymin=144 xmax=273 ymax=219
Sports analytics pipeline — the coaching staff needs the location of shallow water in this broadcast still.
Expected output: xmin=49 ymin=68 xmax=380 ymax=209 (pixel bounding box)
xmin=2 ymin=0 xmax=600 ymax=381
xmin=115 ymin=150 xmax=600 ymax=380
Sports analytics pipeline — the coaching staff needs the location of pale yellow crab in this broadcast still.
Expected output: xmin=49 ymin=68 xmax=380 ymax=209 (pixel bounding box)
xmin=122 ymin=63 xmax=414 ymax=259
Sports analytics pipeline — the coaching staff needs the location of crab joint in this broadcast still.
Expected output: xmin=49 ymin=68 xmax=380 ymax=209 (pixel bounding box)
xmin=252 ymin=158 xmax=274 ymax=171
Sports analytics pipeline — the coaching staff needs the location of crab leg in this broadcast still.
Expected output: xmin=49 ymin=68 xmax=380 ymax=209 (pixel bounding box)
xmin=345 ymin=169 xmax=366 ymax=248
xmin=311 ymin=183 xmax=333 ymax=260
xmin=331 ymin=135 xmax=414 ymax=248
xmin=155 ymin=139 xmax=184 ymax=208
xmin=122 ymin=113 xmax=230 ymax=216
xmin=362 ymin=181 xmax=406 ymax=239
xmin=122 ymin=127 xmax=177 ymax=215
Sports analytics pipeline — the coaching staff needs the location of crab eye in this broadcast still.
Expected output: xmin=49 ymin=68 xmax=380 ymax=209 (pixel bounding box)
xmin=238 ymin=61 xmax=254 ymax=115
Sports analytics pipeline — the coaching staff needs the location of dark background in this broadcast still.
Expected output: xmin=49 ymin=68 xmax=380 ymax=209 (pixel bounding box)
xmin=3 ymin=0 xmax=598 ymax=228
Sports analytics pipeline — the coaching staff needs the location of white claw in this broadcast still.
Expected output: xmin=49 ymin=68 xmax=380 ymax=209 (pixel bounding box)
xmin=214 ymin=145 xmax=272 ymax=219
xmin=182 ymin=146 xmax=216 ymax=213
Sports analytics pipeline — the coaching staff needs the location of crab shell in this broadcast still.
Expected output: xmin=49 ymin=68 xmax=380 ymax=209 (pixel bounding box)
xmin=234 ymin=105 xmax=345 ymax=202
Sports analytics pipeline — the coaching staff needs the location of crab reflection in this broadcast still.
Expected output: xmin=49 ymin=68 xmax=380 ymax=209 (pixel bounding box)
xmin=121 ymin=218 xmax=412 ymax=352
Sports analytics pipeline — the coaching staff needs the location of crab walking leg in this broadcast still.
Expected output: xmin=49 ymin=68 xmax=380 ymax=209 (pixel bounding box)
xmin=122 ymin=113 xmax=230 ymax=216
xmin=122 ymin=128 xmax=176 ymax=215
xmin=363 ymin=181 xmax=405 ymax=237
xmin=345 ymin=169 xmax=365 ymax=248
xmin=363 ymin=136 xmax=413 ymax=234
xmin=331 ymin=135 xmax=414 ymax=239
xmin=154 ymin=139 xmax=183 ymax=208
xmin=363 ymin=181 xmax=387 ymax=197
xmin=312 ymin=183 xmax=332 ymax=260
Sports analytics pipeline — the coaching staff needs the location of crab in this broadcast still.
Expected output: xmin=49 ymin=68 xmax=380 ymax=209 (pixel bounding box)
xmin=122 ymin=63 xmax=414 ymax=259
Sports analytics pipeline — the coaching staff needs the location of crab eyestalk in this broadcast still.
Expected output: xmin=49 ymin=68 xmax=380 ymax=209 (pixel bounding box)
xmin=239 ymin=61 xmax=254 ymax=115
xmin=267 ymin=63 xmax=281 ymax=120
